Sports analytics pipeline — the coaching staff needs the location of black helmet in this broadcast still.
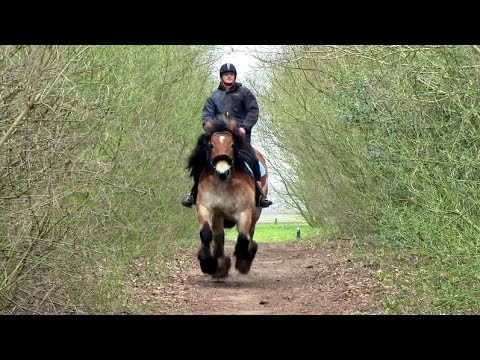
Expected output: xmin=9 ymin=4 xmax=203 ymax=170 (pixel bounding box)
xmin=219 ymin=63 xmax=237 ymax=78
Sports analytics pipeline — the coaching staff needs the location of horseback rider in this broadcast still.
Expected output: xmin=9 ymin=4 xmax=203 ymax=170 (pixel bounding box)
xmin=181 ymin=62 xmax=273 ymax=208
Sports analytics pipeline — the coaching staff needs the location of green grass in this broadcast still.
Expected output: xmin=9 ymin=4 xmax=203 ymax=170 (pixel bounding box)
xmin=225 ymin=224 xmax=327 ymax=243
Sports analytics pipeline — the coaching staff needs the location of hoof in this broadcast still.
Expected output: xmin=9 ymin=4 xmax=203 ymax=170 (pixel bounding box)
xmin=199 ymin=256 xmax=217 ymax=275
xmin=212 ymin=256 xmax=231 ymax=278
xmin=235 ymin=258 xmax=252 ymax=274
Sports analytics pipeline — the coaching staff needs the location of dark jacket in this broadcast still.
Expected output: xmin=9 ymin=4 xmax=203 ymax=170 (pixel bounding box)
xmin=202 ymin=82 xmax=259 ymax=135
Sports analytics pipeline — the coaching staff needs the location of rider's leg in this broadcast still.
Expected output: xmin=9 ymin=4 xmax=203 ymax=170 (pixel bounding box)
xmin=181 ymin=178 xmax=198 ymax=208
xmin=243 ymin=142 xmax=272 ymax=208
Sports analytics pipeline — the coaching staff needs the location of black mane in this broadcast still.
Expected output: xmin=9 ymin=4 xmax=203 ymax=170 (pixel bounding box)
xmin=186 ymin=115 xmax=249 ymax=179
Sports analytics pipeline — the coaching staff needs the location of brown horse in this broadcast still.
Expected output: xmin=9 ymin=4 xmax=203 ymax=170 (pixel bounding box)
xmin=187 ymin=117 xmax=269 ymax=278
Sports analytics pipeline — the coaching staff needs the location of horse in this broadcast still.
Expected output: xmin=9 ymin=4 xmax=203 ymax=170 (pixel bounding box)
xmin=186 ymin=116 xmax=269 ymax=278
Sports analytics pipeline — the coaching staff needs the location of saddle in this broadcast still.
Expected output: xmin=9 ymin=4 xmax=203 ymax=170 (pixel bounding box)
xmin=237 ymin=149 xmax=265 ymax=178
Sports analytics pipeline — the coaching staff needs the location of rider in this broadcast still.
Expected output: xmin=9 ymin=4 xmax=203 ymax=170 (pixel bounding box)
xmin=181 ymin=62 xmax=273 ymax=208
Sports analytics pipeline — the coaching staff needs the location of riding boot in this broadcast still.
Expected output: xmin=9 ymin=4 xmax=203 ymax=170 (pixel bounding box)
xmin=181 ymin=182 xmax=198 ymax=208
xmin=255 ymin=181 xmax=273 ymax=208
xmin=181 ymin=193 xmax=194 ymax=207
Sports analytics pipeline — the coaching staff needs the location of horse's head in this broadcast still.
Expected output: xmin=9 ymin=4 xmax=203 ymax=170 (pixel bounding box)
xmin=205 ymin=116 xmax=237 ymax=182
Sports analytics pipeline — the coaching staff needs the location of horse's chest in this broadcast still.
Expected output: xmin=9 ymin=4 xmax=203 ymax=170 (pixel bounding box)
xmin=206 ymin=191 xmax=240 ymax=211
xmin=203 ymin=181 xmax=250 ymax=212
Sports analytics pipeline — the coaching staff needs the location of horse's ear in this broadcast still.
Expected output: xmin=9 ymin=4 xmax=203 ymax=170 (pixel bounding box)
xmin=227 ymin=119 xmax=236 ymax=132
xmin=226 ymin=112 xmax=236 ymax=130
xmin=204 ymin=120 xmax=213 ymax=134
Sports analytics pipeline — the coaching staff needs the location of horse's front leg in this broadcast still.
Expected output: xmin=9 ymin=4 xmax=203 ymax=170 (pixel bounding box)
xmin=234 ymin=209 xmax=258 ymax=274
xmin=211 ymin=216 xmax=231 ymax=279
xmin=196 ymin=204 xmax=217 ymax=275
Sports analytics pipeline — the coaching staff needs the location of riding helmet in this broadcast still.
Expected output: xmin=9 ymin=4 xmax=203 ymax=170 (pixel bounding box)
xmin=219 ymin=63 xmax=237 ymax=78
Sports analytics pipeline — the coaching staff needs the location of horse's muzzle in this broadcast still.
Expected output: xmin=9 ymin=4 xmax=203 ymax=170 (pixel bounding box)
xmin=213 ymin=159 xmax=232 ymax=182
xmin=216 ymin=170 xmax=230 ymax=181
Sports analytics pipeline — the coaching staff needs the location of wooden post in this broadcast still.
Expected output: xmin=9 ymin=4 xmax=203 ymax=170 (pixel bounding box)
xmin=296 ymin=227 xmax=301 ymax=239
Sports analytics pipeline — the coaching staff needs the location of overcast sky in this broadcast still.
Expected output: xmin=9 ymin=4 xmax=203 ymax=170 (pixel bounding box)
xmin=213 ymin=45 xmax=260 ymax=85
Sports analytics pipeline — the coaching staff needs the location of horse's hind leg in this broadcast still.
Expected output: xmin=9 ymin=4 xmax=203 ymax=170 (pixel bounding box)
xmin=234 ymin=211 xmax=258 ymax=274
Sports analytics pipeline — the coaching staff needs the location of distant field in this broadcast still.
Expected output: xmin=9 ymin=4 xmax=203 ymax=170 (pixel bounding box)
xmin=257 ymin=213 xmax=307 ymax=225
xmin=225 ymin=223 xmax=326 ymax=243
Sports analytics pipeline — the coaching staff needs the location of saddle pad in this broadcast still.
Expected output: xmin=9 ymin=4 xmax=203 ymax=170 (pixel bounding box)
xmin=244 ymin=161 xmax=266 ymax=178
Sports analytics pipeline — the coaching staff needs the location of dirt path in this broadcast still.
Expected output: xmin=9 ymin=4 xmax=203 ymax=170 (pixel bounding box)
xmin=136 ymin=239 xmax=389 ymax=315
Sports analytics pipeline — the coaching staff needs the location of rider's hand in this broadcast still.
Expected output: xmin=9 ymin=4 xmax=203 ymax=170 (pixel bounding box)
xmin=239 ymin=127 xmax=246 ymax=135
